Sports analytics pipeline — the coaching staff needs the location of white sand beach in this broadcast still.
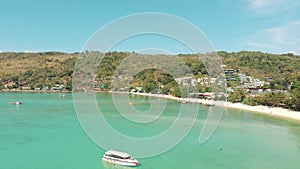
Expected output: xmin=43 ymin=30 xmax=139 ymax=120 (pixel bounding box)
xmin=129 ymin=92 xmax=300 ymax=122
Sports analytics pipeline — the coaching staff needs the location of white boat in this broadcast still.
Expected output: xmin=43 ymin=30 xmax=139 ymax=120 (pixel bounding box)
xmin=10 ymin=101 xmax=22 ymax=105
xmin=102 ymin=150 xmax=139 ymax=167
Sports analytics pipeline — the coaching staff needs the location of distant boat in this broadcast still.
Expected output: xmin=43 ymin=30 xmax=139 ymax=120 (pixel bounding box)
xmin=10 ymin=101 xmax=22 ymax=105
xmin=102 ymin=150 xmax=139 ymax=167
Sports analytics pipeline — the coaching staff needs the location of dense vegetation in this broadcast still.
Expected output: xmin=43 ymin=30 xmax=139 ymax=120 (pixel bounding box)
xmin=0 ymin=52 xmax=76 ymax=91
xmin=221 ymin=51 xmax=300 ymax=110
xmin=219 ymin=51 xmax=299 ymax=90
xmin=0 ymin=51 xmax=299 ymax=110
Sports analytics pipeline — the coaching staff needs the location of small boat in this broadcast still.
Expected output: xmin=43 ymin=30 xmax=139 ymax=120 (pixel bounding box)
xmin=10 ymin=101 xmax=22 ymax=105
xmin=102 ymin=150 xmax=139 ymax=167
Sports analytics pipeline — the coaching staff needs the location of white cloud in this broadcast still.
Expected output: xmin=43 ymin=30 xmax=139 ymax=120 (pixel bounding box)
xmin=247 ymin=0 xmax=298 ymax=15
xmin=244 ymin=0 xmax=300 ymax=54
xmin=265 ymin=26 xmax=286 ymax=44
xmin=291 ymin=20 xmax=300 ymax=25
xmin=243 ymin=20 xmax=300 ymax=54
xmin=249 ymin=0 xmax=273 ymax=9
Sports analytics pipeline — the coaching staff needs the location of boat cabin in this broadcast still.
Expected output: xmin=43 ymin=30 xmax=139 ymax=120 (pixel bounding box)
xmin=105 ymin=150 xmax=131 ymax=159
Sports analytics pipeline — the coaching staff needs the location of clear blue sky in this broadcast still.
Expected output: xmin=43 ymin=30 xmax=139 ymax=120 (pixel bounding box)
xmin=0 ymin=0 xmax=299 ymax=54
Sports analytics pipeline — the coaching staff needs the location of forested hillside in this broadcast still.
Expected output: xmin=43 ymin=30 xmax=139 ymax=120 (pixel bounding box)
xmin=0 ymin=51 xmax=299 ymax=110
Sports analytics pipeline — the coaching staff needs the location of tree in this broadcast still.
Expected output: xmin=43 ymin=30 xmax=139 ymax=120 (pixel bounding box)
xmin=143 ymin=80 xmax=158 ymax=93
xmin=228 ymin=89 xmax=246 ymax=103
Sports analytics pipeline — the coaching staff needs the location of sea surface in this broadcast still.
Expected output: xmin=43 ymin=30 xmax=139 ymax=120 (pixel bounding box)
xmin=1 ymin=92 xmax=300 ymax=169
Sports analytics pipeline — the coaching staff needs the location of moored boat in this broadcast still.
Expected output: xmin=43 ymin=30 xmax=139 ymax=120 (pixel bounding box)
xmin=102 ymin=150 xmax=139 ymax=167
xmin=10 ymin=101 xmax=22 ymax=105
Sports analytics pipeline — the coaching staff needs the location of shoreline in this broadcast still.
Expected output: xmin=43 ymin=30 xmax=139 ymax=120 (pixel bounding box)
xmin=2 ymin=90 xmax=300 ymax=122
xmin=129 ymin=92 xmax=300 ymax=122
xmin=0 ymin=89 xmax=71 ymax=93
xmin=223 ymin=102 xmax=300 ymax=122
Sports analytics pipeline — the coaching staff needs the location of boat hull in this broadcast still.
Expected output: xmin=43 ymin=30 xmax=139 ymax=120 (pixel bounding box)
xmin=102 ymin=157 xmax=138 ymax=167
xmin=10 ymin=102 xmax=22 ymax=105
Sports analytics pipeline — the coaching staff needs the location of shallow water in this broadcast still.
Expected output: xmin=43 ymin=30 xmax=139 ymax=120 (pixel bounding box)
xmin=0 ymin=92 xmax=299 ymax=169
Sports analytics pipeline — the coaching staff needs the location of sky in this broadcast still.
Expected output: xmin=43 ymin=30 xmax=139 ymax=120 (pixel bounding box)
xmin=0 ymin=0 xmax=299 ymax=54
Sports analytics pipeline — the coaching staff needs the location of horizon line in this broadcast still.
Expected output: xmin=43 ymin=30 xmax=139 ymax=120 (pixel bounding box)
xmin=0 ymin=50 xmax=298 ymax=56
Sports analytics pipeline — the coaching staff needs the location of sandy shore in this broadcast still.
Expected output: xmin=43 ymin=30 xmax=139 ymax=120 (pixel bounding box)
xmin=130 ymin=92 xmax=300 ymax=122
xmin=223 ymin=102 xmax=300 ymax=122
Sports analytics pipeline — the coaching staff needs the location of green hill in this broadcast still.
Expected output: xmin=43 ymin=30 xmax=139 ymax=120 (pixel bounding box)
xmin=0 ymin=51 xmax=299 ymax=110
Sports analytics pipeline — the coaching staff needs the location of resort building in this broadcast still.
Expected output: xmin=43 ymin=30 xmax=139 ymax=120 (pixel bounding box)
xmin=224 ymin=69 xmax=240 ymax=81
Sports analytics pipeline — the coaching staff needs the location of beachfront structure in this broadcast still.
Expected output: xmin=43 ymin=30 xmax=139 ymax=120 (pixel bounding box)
xmin=196 ymin=77 xmax=215 ymax=86
xmin=52 ymin=84 xmax=64 ymax=91
xmin=175 ymin=77 xmax=197 ymax=87
xmin=243 ymin=79 xmax=265 ymax=88
xmin=264 ymin=76 xmax=273 ymax=82
xmin=239 ymin=74 xmax=248 ymax=83
xmin=189 ymin=92 xmax=214 ymax=99
xmin=135 ymin=86 xmax=143 ymax=92
xmin=21 ymin=86 xmax=30 ymax=90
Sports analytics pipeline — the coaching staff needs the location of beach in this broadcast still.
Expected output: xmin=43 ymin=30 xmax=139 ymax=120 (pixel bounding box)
xmin=129 ymin=92 xmax=300 ymax=122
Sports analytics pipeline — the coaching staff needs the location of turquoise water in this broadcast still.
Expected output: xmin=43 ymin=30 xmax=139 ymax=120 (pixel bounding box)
xmin=1 ymin=92 xmax=300 ymax=169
